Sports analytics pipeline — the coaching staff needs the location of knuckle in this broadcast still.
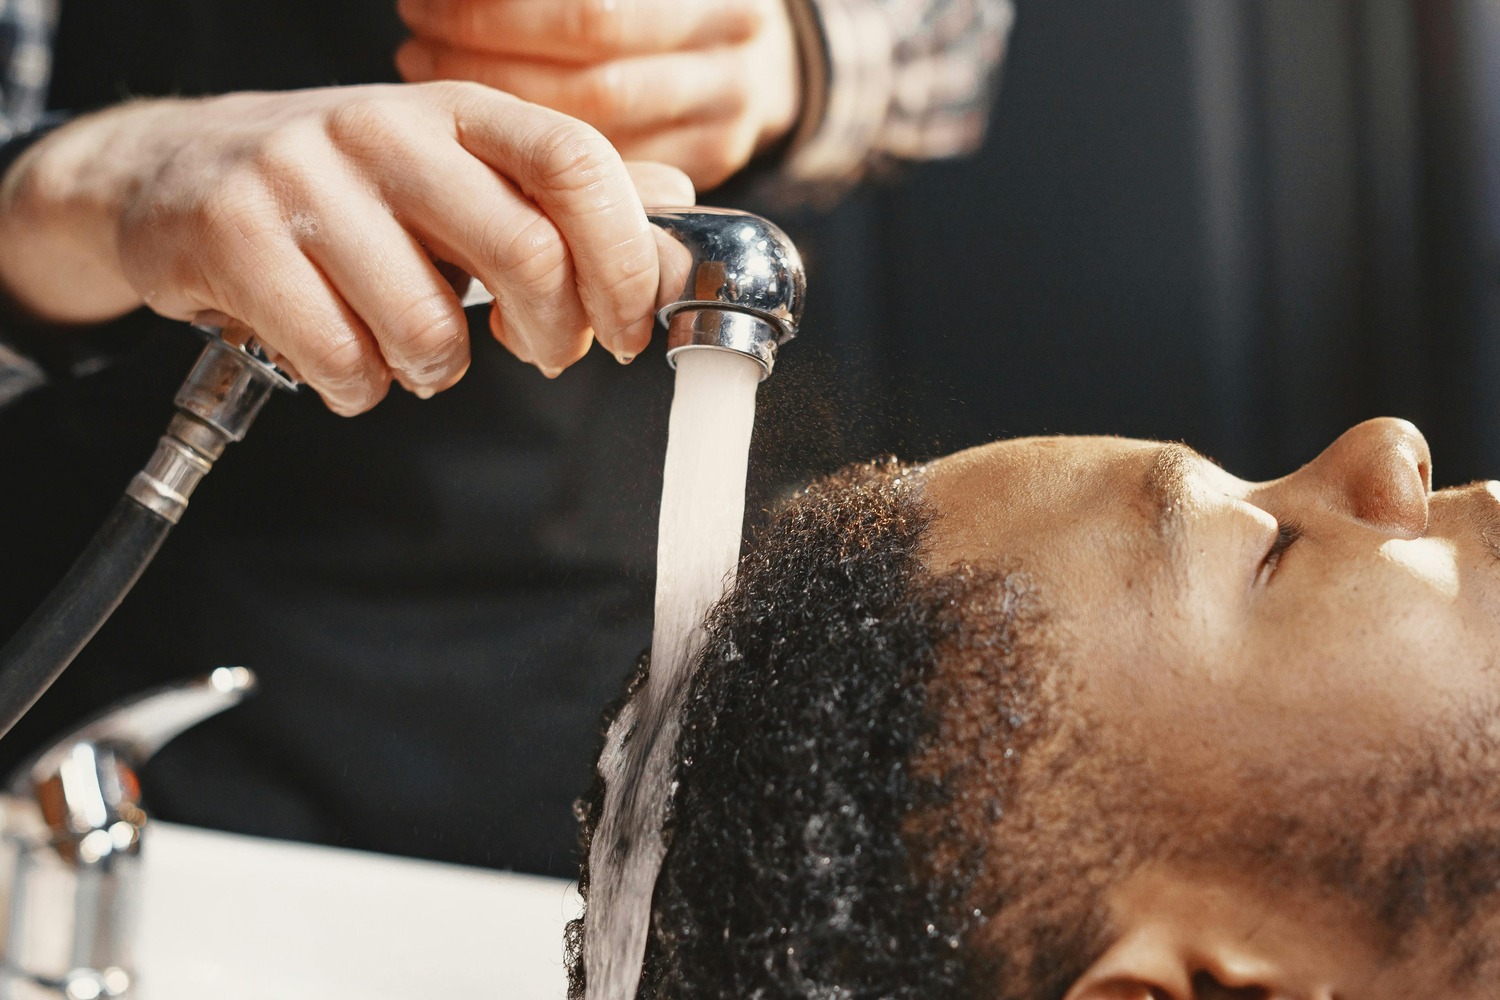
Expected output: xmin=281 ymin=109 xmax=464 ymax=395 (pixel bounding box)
xmin=691 ymin=134 xmax=750 ymax=191
xmin=592 ymin=234 xmax=658 ymax=326
xmin=197 ymin=172 xmax=281 ymax=262
xmin=720 ymin=82 xmax=752 ymax=119
xmin=527 ymin=118 xmax=621 ymax=196
xmin=574 ymin=66 xmax=627 ymax=125
xmin=425 ymin=78 xmax=493 ymax=112
xmin=696 ymin=160 xmax=736 ymax=191
xmin=568 ymin=0 xmax=626 ymax=54
xmin=387 ymin=292 xmax=468 ymax=373
xmin=409 ymin=2 xmax=488 ymax=47
xmin=456 ymin=5 xmax=500 ymax=47
xmin=489 ymin=213 xmax=571 ymax=297
xmin=325 ymin=95 xmax=409 ymax=150
xmin=330 ymin=377 xmax=390 ymax=416
xmin=306 ymin=331 xmax=378 ymax=391
xmin=247 ymin=123 xmax=321 ymax=182
xmin=732 ymin=2 xmax=765 ymax=41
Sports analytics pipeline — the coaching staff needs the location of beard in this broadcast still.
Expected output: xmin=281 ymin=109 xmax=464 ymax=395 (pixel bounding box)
xmin=918 ymin=666 xmax=1500 ymax=996
xmin=1165 ymin=698 xmax=1500 ymax=985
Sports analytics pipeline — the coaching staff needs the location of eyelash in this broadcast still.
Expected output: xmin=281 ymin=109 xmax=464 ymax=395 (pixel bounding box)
xmin=1261 ymin=519 xmax=1304 ymax=579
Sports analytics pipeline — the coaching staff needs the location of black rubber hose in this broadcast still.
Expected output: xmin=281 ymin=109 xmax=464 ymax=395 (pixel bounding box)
xmin=0 ymin=496 xmax=172 ymax=741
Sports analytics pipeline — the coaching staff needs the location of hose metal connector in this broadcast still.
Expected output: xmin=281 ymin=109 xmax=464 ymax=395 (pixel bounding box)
xmin=647 ymin=209 xmax=806 ymax=379
xmin=126 ymin=434 xmax=212 ymax=524
xmin=174 ymin=331 xmax=298 ymax=444
xmin=124 ymin=332 xmax=295 ymax=523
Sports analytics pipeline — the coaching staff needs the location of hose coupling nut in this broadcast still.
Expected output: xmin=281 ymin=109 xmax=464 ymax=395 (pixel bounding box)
xmin=125 ymin=436 xmax=213 ymax=525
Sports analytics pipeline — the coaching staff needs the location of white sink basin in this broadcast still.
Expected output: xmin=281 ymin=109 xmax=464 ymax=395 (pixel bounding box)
xmin=134 ymin=823 xmax=582 ymax=999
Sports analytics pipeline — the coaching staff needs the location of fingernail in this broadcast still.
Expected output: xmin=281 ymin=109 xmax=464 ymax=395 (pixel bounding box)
xmin=414 ymin=386 xmax=436 ymax=400
xmin=539 ymin=364 xmax=563 ymax=379
xmin=615 ymin=352 xmax=635 ymax=365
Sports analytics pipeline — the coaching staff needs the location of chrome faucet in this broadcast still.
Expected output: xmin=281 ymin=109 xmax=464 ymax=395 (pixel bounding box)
xmin=647 ymin=208 xmax=805 ymax=379
xmin=0 ymin=667 xmax=256 ymax=999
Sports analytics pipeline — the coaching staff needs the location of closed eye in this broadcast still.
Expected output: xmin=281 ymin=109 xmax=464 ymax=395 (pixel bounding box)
xmin=1259 ymin=519 xmax=1304 ymax=583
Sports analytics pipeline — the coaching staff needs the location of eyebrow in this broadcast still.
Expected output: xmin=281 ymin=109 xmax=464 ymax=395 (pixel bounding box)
xmin=1141 ymin=444 xmax=1198 ymax=543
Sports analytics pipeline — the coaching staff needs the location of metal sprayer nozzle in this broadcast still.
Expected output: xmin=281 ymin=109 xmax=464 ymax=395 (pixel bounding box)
xmin=647 ymin=209 xmax=806 ymax=380
xmin=125 ymin=332 xmax=296 ymax=524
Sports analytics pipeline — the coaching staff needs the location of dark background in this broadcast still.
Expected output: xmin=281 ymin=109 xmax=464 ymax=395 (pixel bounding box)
xmin=3 ymin=0 xmax=1500 ymax=876
xmin=774 ymin=0 xmax=1500 ymax=486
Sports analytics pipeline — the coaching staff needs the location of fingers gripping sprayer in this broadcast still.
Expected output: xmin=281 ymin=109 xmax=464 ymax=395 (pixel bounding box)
xmin=0 ymin=208 xmax=804 ymax=778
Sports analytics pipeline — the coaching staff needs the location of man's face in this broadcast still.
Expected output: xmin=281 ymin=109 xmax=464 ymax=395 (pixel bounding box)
xmin=922 ymin=417 xmax=1500 ymax=800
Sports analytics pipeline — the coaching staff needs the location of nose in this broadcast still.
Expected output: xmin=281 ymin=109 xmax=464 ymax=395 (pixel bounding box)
xmin=1287 ymin=417 xmax=1432 ymax=537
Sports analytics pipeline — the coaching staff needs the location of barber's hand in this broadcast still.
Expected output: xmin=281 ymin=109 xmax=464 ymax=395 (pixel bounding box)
xmin=0 ymin=84 xmax=695 ymax=413
xmin=395 ymin=0 xmax=801 ymax=190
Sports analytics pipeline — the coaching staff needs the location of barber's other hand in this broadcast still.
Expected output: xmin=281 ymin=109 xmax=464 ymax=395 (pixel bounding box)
xmin=396 ymin=0 xmax=801 ymax=190
xmin=0 ymin=84 xmax=695 ymax=413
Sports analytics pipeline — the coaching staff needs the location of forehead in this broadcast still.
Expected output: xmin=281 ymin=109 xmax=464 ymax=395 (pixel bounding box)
xmin=920 ymin=435 xmax=1166 ymax=571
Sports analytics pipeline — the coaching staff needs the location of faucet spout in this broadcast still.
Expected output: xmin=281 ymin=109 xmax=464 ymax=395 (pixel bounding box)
xmin=14 ymin=666 xmax=257 ymax=796
xmin=647 ymin=208 xmax=806 ymax=379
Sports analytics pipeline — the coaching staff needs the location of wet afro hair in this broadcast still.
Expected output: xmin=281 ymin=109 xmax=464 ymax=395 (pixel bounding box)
xmin=566 ymin=458 xmax=1110 ymax=998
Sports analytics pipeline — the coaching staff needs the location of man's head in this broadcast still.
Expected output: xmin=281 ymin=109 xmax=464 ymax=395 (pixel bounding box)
xmin=570 ymin=417 xmax=1500 ymax=998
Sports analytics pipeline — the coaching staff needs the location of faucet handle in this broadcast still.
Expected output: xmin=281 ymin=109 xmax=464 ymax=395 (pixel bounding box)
xmin=0 ymin=668 xmax=255 ymax=998
xmin=11 ymin=666 xmax=257 ymax=799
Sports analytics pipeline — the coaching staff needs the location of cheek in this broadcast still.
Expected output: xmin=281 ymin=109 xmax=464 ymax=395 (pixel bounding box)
xmin=1378 ymin=536 xmax=1461 ymax=597
xmin=1244 ymin=554 xmax=1496 ymax=750
xmin=1057 ymin=548 xmax=1500 ymax=793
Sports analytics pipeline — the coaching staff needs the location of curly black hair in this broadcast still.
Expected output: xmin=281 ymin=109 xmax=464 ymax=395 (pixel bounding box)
xmin=566 ymin=458 xmax=1110 ymax=999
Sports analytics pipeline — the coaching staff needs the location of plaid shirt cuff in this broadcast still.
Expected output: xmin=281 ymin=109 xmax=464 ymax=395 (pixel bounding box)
xmin=0 ymin=0 xmax=56 ymax=140
xmin=776 ymin=0 xmax=1014 ymax=203
xmin=783 ymin=0 xmax=896 ymax=189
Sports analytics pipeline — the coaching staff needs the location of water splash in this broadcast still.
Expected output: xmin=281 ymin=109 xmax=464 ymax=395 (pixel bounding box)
xmin=584 ymin=348 xmax=763 ymax=999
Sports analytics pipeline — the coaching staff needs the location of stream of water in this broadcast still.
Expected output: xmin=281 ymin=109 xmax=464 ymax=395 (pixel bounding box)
xmin=583 ymin=348 xmax=763 ymax=999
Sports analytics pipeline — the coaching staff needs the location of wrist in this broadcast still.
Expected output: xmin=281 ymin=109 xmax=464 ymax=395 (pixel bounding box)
xmin=0 ymin=100 xmax=183 ymax=325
